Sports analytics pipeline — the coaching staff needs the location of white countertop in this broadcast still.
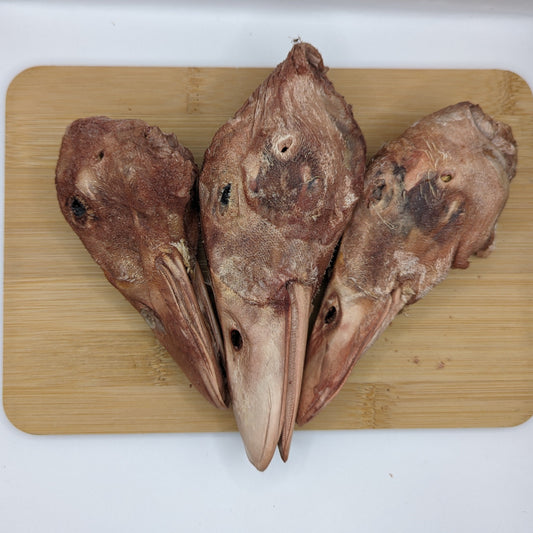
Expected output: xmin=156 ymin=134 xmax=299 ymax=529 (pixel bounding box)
xmin=1 ymin=2 xmax=532 ymax=531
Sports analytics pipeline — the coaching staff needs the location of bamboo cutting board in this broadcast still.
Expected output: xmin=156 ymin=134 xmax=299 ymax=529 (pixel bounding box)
xmin=4 ymin=66 xmax=533 ymax=435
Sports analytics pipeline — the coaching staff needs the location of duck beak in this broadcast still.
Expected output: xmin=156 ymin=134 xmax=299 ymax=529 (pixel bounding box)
xmin=297 ymin=276 xmax=404 ymax=426
xmin=216 ymin=281 xmax=312 ymax=471
xmin=145 ymin=249 xmax=228 ymax=409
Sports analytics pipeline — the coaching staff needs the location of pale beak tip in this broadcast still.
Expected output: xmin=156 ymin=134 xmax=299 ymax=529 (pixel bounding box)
xmin=245 ymin=445 xmax=276 ymax=472
xmin=296 ymin=397 xmax=319 ymax=426
xmin=278 ymin=439 xmax=291 ymax=463
xmin=297 ymin=379 xmax=337 ymax=426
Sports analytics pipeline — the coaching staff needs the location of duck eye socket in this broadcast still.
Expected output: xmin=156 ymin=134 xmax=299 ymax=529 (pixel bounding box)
xmin=70 ymin=196 xmax=87 ymax=219
xmin=220 ymin=183 xmax=231 ymax=206
xmin=440 ymin=174 xmax=453 ymax=183
xmin=372 ymin=183 xmax=385 ymax=202
xmin=230 ymin=329 xmax=243 ymax=351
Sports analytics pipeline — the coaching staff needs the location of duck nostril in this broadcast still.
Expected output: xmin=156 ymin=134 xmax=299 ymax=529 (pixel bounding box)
xmin=230 ymin=329 xmax=243 ymax=351
xmin=324 ymin=305 xmax=337 ymax=325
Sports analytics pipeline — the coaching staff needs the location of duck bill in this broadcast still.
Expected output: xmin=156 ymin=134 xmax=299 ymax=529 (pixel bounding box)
xmin=145 ymin=251 xmax=228 ymax=409
xmin=297 ymin=282 xmax=404 ymax=426
xmin=217 ymin=281 xmax=312 ymax=471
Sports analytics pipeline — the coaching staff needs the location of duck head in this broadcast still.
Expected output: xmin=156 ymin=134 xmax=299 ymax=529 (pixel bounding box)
xmin=200 ymin=43 xmax=366 ymax=469
xmin=56 ymin=117 xmax=228 ymax=409
xmin=298 ymin=102 xmax=517 ymax=425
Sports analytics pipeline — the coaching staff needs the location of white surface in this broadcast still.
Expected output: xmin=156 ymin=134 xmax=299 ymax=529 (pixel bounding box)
xmin=1 ymin=2 xmax=532 ymax=532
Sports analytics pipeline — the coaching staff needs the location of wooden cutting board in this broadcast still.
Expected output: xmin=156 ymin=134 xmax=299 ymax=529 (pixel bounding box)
xmin=4 ymin=66 xmax=533 ymax=435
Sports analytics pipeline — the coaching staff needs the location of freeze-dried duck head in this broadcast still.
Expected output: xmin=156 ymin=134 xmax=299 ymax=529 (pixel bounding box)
xmin=56 ymin=117 xmax=227 ymax=409
xmin=200 ymin=42 xmax=366 ymax=469
xmin=298 ymin=102 xmax=517 ymax=425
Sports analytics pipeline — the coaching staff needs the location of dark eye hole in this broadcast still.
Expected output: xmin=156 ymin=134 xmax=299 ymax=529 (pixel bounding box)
xmin=69 ymin=196 xmax=87 ymax=219
xmin=324 ymin=305 xmax=337 ymax=325
xmin=230 ymin=329 xmax=243 ymax=351
xmin=220 ymin=183 xmax=231 ymax=206
xmin=372 ymin=183 xmax=385 ymax=202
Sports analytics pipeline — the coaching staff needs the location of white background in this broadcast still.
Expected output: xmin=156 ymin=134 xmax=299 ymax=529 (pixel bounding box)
xmin=1 ymin=1 xmax=532 ymax=531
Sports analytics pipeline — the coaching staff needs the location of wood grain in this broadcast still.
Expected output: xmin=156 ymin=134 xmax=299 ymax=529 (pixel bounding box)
xmin=3 ymin=66 xmax=533 ymax=435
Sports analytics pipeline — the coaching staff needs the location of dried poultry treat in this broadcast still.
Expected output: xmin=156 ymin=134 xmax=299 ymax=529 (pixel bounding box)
xmin=200 ymin=42 xmax=366 ymax=470
xmin=56 ymin=117 xmax=228 ymax=409
xmin=297 ymin=102 xmax=517 ymax=425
